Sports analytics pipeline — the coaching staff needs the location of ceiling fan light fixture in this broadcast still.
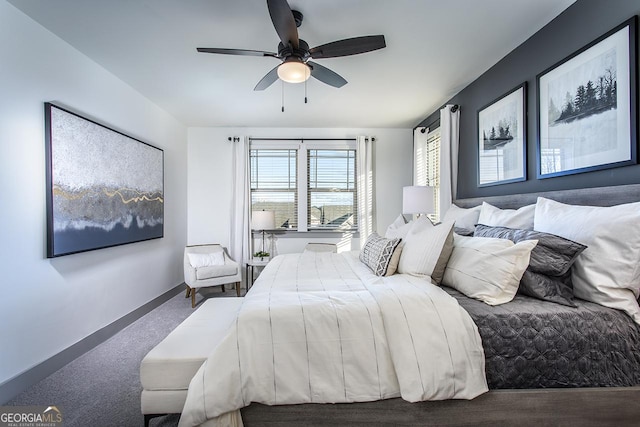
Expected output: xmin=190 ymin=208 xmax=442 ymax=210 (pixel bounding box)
xmin=277 ymin=60 xmax=310 ymax=83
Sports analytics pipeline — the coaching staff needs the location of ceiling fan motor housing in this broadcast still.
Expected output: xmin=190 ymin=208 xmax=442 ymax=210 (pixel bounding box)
xmin=278 ymin=39 xmax=310 ymax=61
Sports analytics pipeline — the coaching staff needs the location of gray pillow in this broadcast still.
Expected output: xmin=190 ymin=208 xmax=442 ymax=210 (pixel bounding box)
xmin=359 ymin=233 xmax=402 ymax=277
xmin=453 ymin=226 xmax=474 ymax=237
xmin=474 ymin=224 xmax=587 ymax=306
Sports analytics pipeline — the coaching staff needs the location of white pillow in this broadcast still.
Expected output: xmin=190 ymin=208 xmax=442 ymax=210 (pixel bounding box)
xmin=397 ymin=217 xmax=454 ymax=284
xmin=188 ymin=252 xmax=225 ymax=268
xmin=385 ymin=214 xmax=412 ymax=239
xmin=534 ymin=197 xmax=640 ymax=324
xmin=443 ymin=235 xmax=537 ymax=305
xmin=477 ymin=202 xmax=535 ymax=230
xmin=442 ymin=204 xmax=481 ymax=230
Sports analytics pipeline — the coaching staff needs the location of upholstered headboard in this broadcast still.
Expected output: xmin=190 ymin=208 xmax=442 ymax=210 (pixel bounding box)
xmin=454 ymin=183 xmax=640 ymax=210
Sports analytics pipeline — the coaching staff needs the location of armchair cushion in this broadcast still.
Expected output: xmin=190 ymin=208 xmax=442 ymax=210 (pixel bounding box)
xmin=187 ymin=252 xmax=224 ymax=268
xmin=196 ymin=263 xmax=239 ymax=281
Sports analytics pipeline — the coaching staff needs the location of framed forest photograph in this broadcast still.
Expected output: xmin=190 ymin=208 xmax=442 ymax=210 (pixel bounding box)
xmin=537 ymin=17 xmax=637 ymax=178
xmin=477 ymin=83 xmax=527 ymax=187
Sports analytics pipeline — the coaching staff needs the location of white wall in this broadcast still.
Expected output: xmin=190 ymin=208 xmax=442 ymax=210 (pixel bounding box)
xmin=0 ymin=1 xmax=188 ymax=389
xmin=188 ymin=127 xmax=412 ymax=253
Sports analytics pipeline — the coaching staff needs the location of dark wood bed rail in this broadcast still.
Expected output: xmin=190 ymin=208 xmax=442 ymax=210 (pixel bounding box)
xmin=242 ymin=387 xmax=640 ymax=426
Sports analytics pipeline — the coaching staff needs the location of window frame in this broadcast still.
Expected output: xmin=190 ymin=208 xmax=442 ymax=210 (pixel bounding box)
xmin=249 ymin=144 xmax=299 ymax=230
xmin=307 ymin=147 xmax=358 ymax=231
xmin=249 ymin=139 xmax=358 ymax=234
xmin=414 ymin=127 xmax=441 ymax=222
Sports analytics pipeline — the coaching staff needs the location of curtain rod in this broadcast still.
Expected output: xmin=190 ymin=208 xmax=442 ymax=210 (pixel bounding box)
xmin=229 ymin=137 xmax=376 ymax=142
xmin=249 ymin=137 xmax=358 ymax=142
xmin=415 ymin=104 xmax=459 ymax=133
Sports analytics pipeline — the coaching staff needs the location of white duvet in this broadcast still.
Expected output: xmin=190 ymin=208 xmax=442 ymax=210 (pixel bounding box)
xmin=179 ymin=251 xmax=487 ymax=427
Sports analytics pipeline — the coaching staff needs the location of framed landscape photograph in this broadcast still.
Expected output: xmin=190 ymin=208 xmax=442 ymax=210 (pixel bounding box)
xmin=45 ymin=103 xmax=164 ymax=257
xmin=477 ymin=83 xmax=527 ymax=186
xmin=537 ymin=17 xmax=637 ymax=179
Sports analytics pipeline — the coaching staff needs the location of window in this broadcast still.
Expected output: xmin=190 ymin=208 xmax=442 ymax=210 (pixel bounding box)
xmin=250 ymin=140 xmax=357 ymax=232
xmin=308 ymin=149 xmax=357 ymax=230
xmin=414 ymin=127 xmax=441 ymax=222
xmin=250 ymin=149 xmax=298 ymax=229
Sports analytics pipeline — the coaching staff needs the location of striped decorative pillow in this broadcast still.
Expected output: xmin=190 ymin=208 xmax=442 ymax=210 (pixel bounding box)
xmin=360 ymin=233 xmax=402 ymax=276
xmin=397 ymin=217 xmax=455 ymax=284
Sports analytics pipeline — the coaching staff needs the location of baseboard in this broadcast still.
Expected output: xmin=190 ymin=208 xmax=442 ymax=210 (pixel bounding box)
xmin=0 ymin=283 xmax=184 ymax=405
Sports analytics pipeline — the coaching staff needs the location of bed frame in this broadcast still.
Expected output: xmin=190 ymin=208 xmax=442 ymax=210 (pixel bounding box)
xmin=241 ymin=183 xmax=640 ymax=426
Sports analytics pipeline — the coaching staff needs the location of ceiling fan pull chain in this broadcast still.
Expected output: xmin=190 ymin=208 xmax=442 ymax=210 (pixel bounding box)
xmin=305 ymin=66 xmax=308 ymax=104
xmin=281 ymin=80 xmax=285 ymax=112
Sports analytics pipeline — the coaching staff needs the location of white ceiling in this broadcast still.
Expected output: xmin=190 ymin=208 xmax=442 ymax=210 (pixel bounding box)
xmin=9 ymin=0 xmax=576 ymax=128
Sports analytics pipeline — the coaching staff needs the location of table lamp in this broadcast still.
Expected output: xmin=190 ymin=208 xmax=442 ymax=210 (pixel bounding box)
xmin=251 ymin=210 xmax=275 ymax=255
xmin=402 ymin=186 xmax=434 ymax=218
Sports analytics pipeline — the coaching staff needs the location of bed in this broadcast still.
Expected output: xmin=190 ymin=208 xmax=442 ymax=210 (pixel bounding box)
xmin=178 ymin=184 xmax=640 ymax=426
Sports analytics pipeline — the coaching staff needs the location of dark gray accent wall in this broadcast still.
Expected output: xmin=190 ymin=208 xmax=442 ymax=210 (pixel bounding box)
xmin=418 ymin=0 xmax=640 ymax=199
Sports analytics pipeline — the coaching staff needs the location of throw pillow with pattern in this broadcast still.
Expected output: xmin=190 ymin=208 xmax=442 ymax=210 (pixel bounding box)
xmin=360 ymin=233 xmax=402 ymax=277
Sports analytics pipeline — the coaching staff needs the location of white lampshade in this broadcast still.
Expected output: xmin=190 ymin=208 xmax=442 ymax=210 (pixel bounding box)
xmin=402 ymin=186 xmax=434 ymax=215
xmin=277 ymin=60 xmax=311 ymax=83
xmin=251 ymin=210 xmax=275 ymax=230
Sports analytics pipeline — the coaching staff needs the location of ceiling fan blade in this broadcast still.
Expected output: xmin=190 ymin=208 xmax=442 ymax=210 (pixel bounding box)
xmin=254 ymin=65 xmax=280 ymax=91
xmin=267 ymin=0 xmax=299 ymax=49
xmin=197 ymin=47 xmax=279 ymax=58
xmin=308 ymin=61 xmax=347 ymax=88
xmin=309 ymin=35 xmax=386 ymax=59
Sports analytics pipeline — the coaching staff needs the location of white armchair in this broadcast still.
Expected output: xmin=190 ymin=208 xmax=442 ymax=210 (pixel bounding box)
xmin=184 ymin=244 xmax=241 ymax=308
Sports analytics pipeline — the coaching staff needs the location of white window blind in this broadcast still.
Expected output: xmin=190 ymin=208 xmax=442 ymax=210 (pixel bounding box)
xmin=250 ymin=149 xmax=298 ymax=230
xmin=307 ymin=149 xmax=357 ymax=230
xmin=414 ymin=128 xmax=441 ymax=222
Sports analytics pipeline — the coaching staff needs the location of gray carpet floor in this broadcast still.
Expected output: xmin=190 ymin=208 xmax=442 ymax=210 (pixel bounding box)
xmin=7 ymin=286 xmax=243 ymax=427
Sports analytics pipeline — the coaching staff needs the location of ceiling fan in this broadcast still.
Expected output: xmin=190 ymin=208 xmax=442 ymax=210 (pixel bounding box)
xmin=197 ymin=0 xmax=386 ymax=91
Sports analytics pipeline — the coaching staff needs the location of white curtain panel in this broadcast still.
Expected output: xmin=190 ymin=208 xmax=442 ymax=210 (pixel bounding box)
xmin=357 ymin=136 xmax=374 ymax=247
xmin=439 ymin=105 xmax=460 ymax=216
xmin=412 ymin=127 xmax=429 ymax=186
xmin=230 ymin=136 xmax=251 ymax=265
